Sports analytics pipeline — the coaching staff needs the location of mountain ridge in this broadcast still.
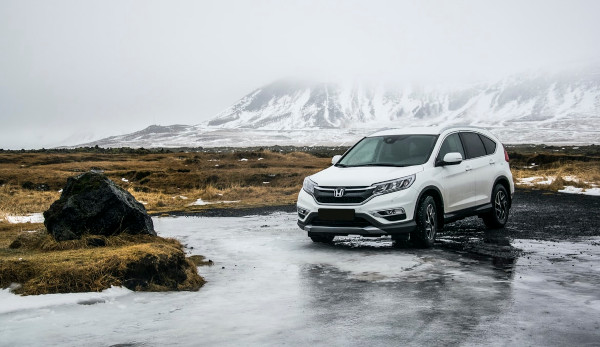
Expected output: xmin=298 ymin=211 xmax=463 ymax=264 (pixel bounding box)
xmin=77 ymin=69 xmax=600 ymax=148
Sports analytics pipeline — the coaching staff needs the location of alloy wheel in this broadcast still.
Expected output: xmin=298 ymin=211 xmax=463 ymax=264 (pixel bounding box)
xmin=425 ymin=203 xmax=436 ymax=239
xmin=494 ymin=190 xmax=508 ymax=222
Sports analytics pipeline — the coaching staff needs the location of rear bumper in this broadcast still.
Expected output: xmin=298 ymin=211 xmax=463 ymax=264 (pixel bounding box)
xmin=297 ymin=212 xmax=416 ymax=237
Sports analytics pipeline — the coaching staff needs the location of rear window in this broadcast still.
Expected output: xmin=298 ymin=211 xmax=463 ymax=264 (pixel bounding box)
xmin=479 ymin=134 xmax=497 ymax=155
xmin=459 ymin=132 xmax=487 ymax=159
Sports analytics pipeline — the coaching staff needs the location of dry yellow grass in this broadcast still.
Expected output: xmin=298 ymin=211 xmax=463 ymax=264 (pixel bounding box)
xmin=0 ymin=150 xmax=331 ymax=217
xmin=0 ymin=226 xmax=205 ymax=295
xmin=507 ymin=145 xmax=600 ymax=191
xmin=511 ymin=161 xmax=600 ymax=190
xmin=1 ymin=148 xmax=598 ymax=217
xmin=0 ymin=185 xmax=59 ymax=220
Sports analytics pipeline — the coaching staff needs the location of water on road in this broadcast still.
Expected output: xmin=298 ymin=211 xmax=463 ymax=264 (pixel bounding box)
xmin=1 ymin=213 xmax=599 ymax=346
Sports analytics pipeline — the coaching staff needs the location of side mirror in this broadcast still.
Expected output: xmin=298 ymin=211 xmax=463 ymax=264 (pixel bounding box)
xmin=438 ymin=152 xmax=463 ymax=166
xmin=332 ymin=155 xmax=342 ymax=165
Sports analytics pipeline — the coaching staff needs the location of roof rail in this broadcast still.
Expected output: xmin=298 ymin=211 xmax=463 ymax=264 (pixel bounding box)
xmin=438 ymin=124 xmax=487 ymax=133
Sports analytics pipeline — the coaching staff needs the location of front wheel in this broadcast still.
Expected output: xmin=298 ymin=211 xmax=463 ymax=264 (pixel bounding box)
xmin=483 ymin=184 xmax=510 ymax=229
xmin=411 ymin=196 xmax=438 ymax=248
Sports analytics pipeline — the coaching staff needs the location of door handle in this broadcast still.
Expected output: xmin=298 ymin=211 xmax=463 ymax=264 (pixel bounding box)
xmin=465 ymin=165 xmax=472 ymax=171
xmin=489 ymin=159 xmax=496 ymax=165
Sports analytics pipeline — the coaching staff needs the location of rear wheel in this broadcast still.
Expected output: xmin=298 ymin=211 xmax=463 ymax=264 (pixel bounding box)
xmin=483 ymin=184 xmax=509 ymax=228
xmin=411 ymin=196 xmax=438 ymax=248
xmin=310 ymin=235 xmax=335 ymax=243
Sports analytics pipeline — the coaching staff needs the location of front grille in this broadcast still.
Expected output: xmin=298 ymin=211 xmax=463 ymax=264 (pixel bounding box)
xmin=314 ymin=186 xmax=373 ymax=205
xmin=316 ymin=196 xmax=367 ymax=204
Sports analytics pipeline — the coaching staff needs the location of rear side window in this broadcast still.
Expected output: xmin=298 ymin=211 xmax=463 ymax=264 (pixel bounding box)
xmin=459 ymin=132 xmax=487 ymax=159
xmin=437 ymin=133 xmax=465 ymax=161
xmin=479 ymin=134 xmax=497 ymax=155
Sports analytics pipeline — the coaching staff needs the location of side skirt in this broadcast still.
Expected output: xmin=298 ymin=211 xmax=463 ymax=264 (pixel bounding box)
xmin=444 ymin=203 xmax=493 ymax=224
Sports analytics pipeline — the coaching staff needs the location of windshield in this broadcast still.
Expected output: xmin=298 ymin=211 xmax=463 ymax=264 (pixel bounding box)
xmin=336 ymin=135 xmax=438 ymax=167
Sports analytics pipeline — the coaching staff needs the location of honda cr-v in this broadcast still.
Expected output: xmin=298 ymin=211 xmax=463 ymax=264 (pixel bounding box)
xmin=296 ymin=126 xmax=514 ymax=247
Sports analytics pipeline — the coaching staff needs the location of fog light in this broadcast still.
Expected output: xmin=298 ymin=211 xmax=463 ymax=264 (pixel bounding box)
xmin=297 ymin=206 xmax=309 ymax=218
xmin=372 ymin=207 xmax=406 ymax=218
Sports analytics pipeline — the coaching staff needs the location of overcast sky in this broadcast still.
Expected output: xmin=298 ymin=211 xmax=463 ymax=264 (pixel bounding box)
xmin=1 ymin=0 xmax=599 ymax=149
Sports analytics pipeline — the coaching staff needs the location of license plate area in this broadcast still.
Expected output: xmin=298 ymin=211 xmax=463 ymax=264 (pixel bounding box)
xmin=318 ymin=209 xmax=355 ymax=221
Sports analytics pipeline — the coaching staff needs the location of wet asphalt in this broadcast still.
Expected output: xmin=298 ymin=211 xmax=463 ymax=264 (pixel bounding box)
xmin=445 ymin=188 xmax=600 ymax=239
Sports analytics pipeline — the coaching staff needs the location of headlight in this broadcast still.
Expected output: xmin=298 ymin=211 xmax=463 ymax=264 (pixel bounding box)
xmin=372 ymin=174 xmax=415 ymax=196
xmin=303 ymin=177 xmax=317 ymax=195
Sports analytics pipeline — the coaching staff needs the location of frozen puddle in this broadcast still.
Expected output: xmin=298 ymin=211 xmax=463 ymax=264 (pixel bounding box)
xmin=1 ymin=213 xmax=599 ymax=346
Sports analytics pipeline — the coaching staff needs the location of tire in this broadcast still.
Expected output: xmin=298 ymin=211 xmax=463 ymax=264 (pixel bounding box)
xmin=411 ymin=195 xmax=438 ymax=248
xmin=483 ymin=184 xmax=509 ymax=229
xmin=310 ymin=235 xmax=335 ymax=243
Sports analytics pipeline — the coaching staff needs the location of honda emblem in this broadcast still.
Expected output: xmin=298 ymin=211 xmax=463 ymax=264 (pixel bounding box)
xmin=334 ymin=188 xmax=345 ymax=197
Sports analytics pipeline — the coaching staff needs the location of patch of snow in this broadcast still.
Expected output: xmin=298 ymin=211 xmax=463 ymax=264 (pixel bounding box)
xmin=558 ymin=186 xmax=584 ymax=194
xmin=239 ymin=158 xmax=248 ymax=162
xmin=536 ymin=177 xmax=555 ymax=185
xmin=188 ymin=198 xmax=241 ymax=206
xmin=562 ymin=175 xmax=579 ymax=182
xmin=559 ymin=186 xmax=600 ymax=196
xmin=0 ymin=286 xmax=131 ymax=315
xmin=58 ymin=189 xmax=63 ymax=193
xmin=121 ymin=178 xmax=129 ymax=182
xmin=585 ymin=188 xmax=600 ymax=196
xmin=516 ymin=176 xmax=546 ymax=186
xmin=139 ymin=201 xmax=148 ymax=205
xmin=5 ymin=213 xmax=44 ymax=224
xmin=189 ymin=198 xmax=210 ymax=206
xmin=262 ymin=182 xmax=270 ymax=184
xmin=258 ymin=158 xmax=264 ymax=160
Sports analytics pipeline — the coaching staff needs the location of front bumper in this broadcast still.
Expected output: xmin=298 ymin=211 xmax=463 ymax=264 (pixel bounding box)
xmin=296 ymin=189 xmax=417 ymax=237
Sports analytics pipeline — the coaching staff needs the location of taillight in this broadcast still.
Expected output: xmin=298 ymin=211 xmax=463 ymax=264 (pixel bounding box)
xmin=504 ymin=146 xmax=510 ymax=162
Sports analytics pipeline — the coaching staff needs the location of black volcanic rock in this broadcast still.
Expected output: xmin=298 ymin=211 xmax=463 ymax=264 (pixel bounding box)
xmin=44 ymin=171 xmax=155 ymax=241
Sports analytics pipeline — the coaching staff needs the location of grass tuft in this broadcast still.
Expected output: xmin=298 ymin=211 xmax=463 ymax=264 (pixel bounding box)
xmin=0 ymin=226 xmax=205 ymax=295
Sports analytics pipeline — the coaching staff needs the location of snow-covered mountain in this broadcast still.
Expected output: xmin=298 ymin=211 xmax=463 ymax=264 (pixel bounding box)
xmin=207 ymin=70 xmax=600 ymax=131
xmin=79 ymin=69 xmax=600 ymax=148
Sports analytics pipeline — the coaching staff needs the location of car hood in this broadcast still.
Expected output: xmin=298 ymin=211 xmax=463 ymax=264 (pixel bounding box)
xmin=309 ymin=165 xmax=424 ymax=187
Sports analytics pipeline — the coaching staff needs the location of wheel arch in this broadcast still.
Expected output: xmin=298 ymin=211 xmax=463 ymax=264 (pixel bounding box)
xmin=414 ymin=185 xmax=445 ymax=228
xmin=493 ymin=176 xmax=512 ymax=208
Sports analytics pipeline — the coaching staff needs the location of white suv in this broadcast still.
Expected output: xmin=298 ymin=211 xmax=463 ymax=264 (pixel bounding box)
xmin=297 ymin=126 xmax=514 ymax=247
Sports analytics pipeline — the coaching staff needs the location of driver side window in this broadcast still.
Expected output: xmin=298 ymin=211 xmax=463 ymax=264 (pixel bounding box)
xmin=437 ymin=133 xmax=465 ymax=162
